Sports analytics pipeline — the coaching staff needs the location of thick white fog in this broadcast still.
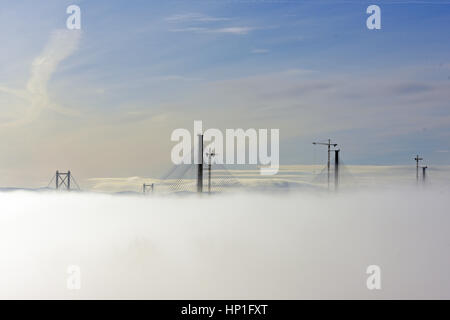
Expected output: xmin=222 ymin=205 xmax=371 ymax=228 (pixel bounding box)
xmin=0 ymin=187 xmax=449 ymax=299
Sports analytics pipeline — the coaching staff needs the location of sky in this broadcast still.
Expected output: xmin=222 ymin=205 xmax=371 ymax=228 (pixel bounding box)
xmin=0 ymin=0 xmax=449 ymax=188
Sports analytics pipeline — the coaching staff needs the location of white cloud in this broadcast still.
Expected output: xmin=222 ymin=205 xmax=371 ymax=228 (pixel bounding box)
xmin=206 ymin=27 xmax=253 ymax=35
xmin=82 ymin=165 xmax=450 ymax=194
xmin=1 ymin=187 xmax=450 ymax=298
xmin=166 ymin=12 xmax=252 ymax=35
xmin=0 ymin=29 xmax=81 ymax=127
xmin=170 ymin=26 xmax=254 ymax=35
xmin=165 ymin=13 xmax=231 ymax=23
xmin=169 ymin=27 xmax=206 ymax=33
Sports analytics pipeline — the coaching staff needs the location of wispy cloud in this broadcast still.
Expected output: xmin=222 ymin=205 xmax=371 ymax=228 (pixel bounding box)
xmin=170 ymin=26 xmax=254 ymax=35
xmin=169 ymin=27 xmax=207 ymax=33
xmin=166 ymin=12 xmax=253 ymax=35
xmin=27 ymin=30 xmax=81 ymax=115
xmin=0 ymin=29 xmax=81 ymax=127
xmin=208 ymin=27 xmax=253 ymax=35
xmin=165 ymin=13 xmax=231 ymax=23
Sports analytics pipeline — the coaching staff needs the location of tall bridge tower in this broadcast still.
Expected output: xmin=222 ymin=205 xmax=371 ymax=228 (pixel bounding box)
xmin=56 ymin=170 xmax=71 ymax=190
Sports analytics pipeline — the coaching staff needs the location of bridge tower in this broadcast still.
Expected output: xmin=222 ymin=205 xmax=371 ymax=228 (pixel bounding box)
xmin=56 ymin=170 xmax=71 ymax=190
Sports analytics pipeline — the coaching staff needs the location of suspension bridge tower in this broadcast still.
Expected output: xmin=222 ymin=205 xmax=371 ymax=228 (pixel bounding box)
xmin=56 ymin=170 xmax=71 ymax=190
xmin=48 ymin=170 xmax=80 ymax=191
xmin=143 ymin=183 xmax=154 ymax=194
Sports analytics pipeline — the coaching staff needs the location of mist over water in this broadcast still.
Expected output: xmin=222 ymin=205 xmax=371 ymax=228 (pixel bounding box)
xmin=0 ymin=186 xmax=449 ymax=299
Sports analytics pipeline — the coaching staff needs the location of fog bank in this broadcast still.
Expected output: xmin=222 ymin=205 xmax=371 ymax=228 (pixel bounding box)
xmin=0 ymin=187 xmax=449 ymax=299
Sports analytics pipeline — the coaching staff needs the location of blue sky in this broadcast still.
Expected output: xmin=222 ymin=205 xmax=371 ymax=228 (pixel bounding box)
xmin=0 ymin=0 xmax=449 ymax=186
